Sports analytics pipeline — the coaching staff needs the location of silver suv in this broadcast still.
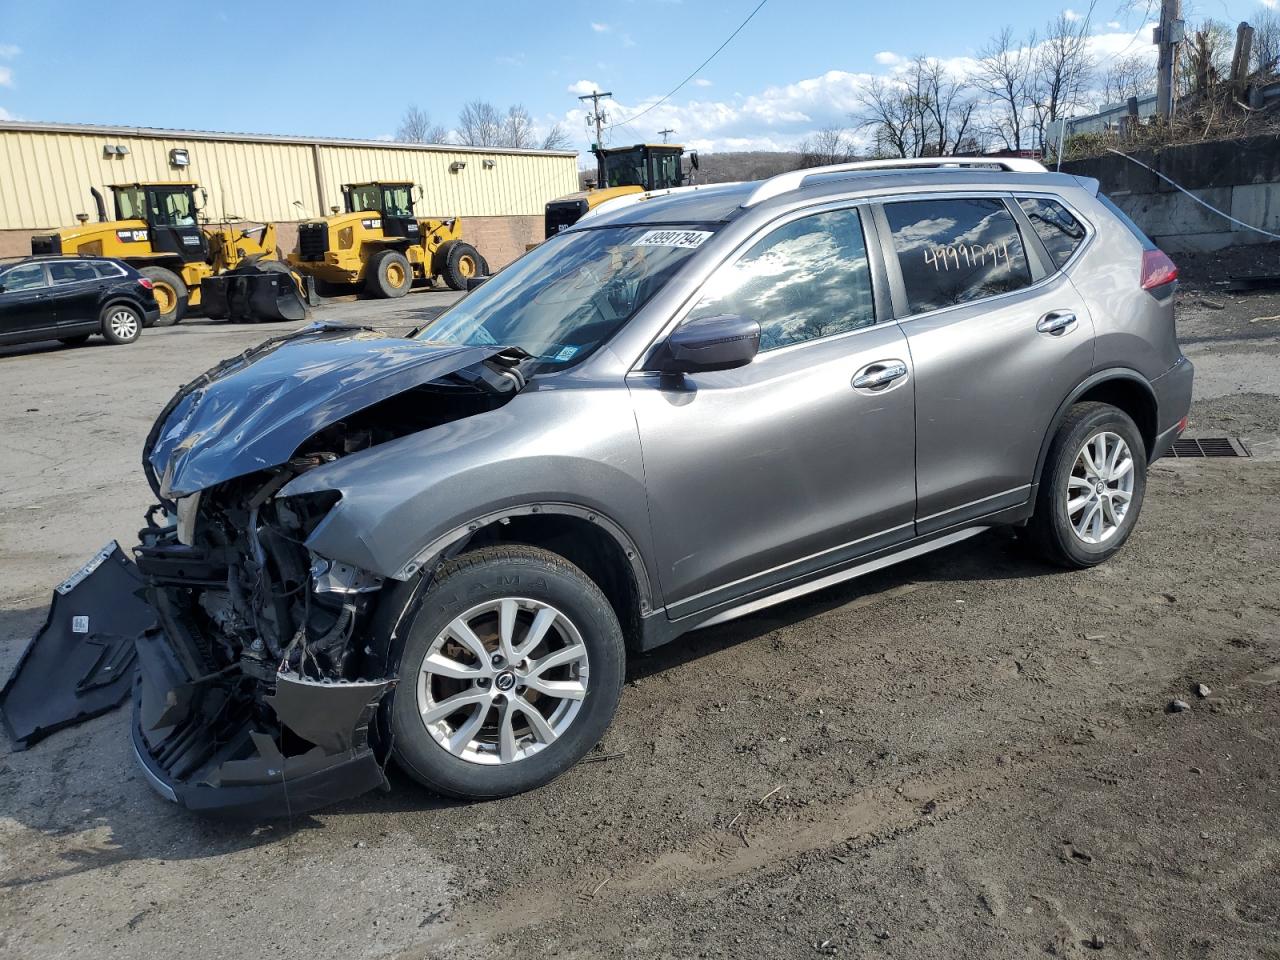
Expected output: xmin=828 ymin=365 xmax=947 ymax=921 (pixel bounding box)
xmin=5 ymin=158 xmax=1193 ymax=816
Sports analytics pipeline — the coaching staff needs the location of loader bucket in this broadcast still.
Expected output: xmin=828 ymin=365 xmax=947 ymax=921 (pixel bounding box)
xmin=201 ymin=263 xmax=312 ymax=323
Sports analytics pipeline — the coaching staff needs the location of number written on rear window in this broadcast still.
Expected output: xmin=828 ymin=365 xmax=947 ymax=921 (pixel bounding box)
xmin=1018 ymin=197 xmax=1087 ymax=269
xmin=884 ymin=198 xmax=1032 ymax=315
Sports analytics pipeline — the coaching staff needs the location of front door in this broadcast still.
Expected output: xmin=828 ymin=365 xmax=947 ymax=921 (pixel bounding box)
xmin=628 ymin=205 xmax=917 ymax=620
xmin=877 ymin=196 xmax=1095 ymax=533
xmin=0 ymin=263 xmax=56 ymax=342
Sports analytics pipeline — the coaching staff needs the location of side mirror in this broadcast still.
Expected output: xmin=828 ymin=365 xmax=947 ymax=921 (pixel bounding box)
xmin=654 ymin=314 xmax=759 ymax=374
xmin=465 ymin=275 xmax=490 ymax=291
xmin=689 ymin=150 xmax=700 ymax=170
xmin=197 ymin=188 xmax=208 ymax=211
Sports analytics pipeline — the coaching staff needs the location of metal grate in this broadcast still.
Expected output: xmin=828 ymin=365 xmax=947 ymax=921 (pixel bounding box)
xmin=1171 ymin=437 xmax=1250 ymax=458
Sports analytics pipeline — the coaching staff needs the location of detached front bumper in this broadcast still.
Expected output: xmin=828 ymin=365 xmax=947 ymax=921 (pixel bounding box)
xmin=131 ymin=627 xmax=394 ymax=818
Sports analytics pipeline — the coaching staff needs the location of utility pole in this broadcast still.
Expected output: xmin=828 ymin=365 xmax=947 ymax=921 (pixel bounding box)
xmin=1154 ymin=0 xmax=1185 ymax=121
xmin=579 ymin=90 xmax=612 ymax=185
xmin=658 ymin=127 xmax=675 ymax=143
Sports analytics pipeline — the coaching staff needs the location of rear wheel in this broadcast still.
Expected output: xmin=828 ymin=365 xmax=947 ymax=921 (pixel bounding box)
xmin=1025 ymin=402 xmax=1147 ymax=568
xmin=365 ymin=249 xmax=412 ymax=298
xmin=137 ymin=266 xmax=187 ymax=326
xmin=100 ymin=303 xmax=142 ymax=345
xmin=440 ymin=241 xmax=483 ymax=291
xmin=390 ymin=546 xmax=625 ymax=799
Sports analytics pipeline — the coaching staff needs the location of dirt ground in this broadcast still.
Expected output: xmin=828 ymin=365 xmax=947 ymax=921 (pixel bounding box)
xmin=1 ymin=251 xmax=1278 ymax=960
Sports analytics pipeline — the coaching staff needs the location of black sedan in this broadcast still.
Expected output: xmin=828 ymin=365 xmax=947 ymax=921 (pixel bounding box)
xmin=0 ymin=255 xmax=161 ymax=348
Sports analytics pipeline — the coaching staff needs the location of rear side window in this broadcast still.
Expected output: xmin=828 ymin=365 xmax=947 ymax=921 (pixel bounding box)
xmin=884 ymin=198 xmax=1033 ymax=315
xmin=686 ymin=207 xmax=876 ymax=351
xmin=1018 ymin=197 xmax=1087 ymax=269
xmin=49 ymin=261 xmax=99 ymax=284
xmin=93 ymin=261 xmax=126 ymax=279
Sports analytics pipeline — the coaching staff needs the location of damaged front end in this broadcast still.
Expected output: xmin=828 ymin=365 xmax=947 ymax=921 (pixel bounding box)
xmin=2 ymin=322 xmax=531 ymax=817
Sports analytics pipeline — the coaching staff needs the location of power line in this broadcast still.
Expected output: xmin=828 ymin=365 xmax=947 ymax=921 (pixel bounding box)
xmin=604 ymin=0 xmax=770 ymax=131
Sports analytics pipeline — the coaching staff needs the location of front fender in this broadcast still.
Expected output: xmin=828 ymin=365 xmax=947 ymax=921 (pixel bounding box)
xmin=280 ymin=384 xmax=658 ymax=603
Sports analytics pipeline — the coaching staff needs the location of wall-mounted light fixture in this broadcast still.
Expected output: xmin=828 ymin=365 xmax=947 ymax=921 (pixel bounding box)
xmin=103 ymin=144 xmax=130 ymax=156
xmin=482 ymin=158 xmax=496 ymax=169
xmin=449 ymin=161 xmax=467 ymax=173
xmin=169 ymin=148 xmax=190 ymax=167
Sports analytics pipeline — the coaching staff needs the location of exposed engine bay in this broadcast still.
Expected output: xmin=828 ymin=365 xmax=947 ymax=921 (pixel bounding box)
xmin=1 ymin=323 xmax=532 ymax=817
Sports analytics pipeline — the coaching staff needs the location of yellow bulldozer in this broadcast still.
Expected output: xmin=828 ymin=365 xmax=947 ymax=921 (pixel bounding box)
xmin=287 ymin=181 xmax=486 ymax=298
xmin=543 ymin=143 xmax=698 ymax=239
xmin=30 ymin=182 xmax=294 ymax=325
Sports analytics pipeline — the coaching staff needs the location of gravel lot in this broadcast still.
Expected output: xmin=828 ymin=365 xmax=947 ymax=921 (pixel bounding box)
xmin=1 ymin=257 xmax=1278 ymax=960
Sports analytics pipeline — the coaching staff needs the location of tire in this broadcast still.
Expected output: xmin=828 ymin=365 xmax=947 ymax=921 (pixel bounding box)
xmin=137 ymin=266 xmax=187 ymax=326
xmin=100 ymin=303 xmax=142 ymax=345
xmin=1025 ymin=402 xmax=1147 ymax=568
xmin=440 ymin=241 xmax=483 ymax=291
xmin=389 ymin=545 xmax=626 ymax=799
xmin=364 ymin=249 xmax=412 ymax=299
xmin=58 ymin=334 xmax=90 ymax=347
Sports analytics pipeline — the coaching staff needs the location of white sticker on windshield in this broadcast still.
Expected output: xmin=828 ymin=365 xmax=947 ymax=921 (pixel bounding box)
xmin=632 ymin=229 xmax=713 ymax=249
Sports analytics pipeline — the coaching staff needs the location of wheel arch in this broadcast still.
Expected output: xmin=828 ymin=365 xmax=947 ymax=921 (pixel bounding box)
xmin=406 ymin=503 xmax=654 ymax=650
xmin=1034 ymin=368 xmax=1159 ymax=487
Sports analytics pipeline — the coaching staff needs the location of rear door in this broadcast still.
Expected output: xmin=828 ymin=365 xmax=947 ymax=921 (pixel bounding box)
xmin=628 ymin=204 xmax=917 ymax=619
xmin=876 ymin=194 xmax=1095 ymax=533
xmin=0 ymin=263 xmax=56 ymax=342
xmin=46 ymin=260 xmax=103 ymax=329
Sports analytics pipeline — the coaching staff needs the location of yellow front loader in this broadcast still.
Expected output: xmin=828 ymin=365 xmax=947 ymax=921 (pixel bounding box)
xmin=543 ymin=143 xmax=699 ymax=239
xmin=287 ymin=181 xmax=486 ymax=298
xmin=30 ymin=182 xmax=295 ymax=325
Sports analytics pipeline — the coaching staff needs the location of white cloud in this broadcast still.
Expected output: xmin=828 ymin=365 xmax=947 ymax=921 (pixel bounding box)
xmin=567 ymin=79 xmax=603 ymax=95
xmin=1063 ymin=8 xmax=1083 ymax=21
xmin=693 ymin=77 xmax=713 ymax=87
xmin=1106 ymin=20 xmax=1122 ymax=29
xmin=0 ymin=43 xmax=20 ymax=59
xmin=0 ymin=106 xmax=14 ymax=120
xmin=874 ymin=51 xmax=901 ymax=65
xmin=1261 ymin=0 xmax=1276 ymax=8
xmin=0 ymin=65 xmax=12 ymax=88
xmin=496 ymin=53 xmax=525 ymax=66
xmin=591 ymin=22 xmax=610 ymax=32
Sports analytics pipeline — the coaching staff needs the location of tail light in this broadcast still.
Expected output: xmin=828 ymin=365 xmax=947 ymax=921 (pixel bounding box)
xmin=1140 ymin=249 xmax=1178 ymax=291
xmin=138 ymin=277 xmax=155 ymax=290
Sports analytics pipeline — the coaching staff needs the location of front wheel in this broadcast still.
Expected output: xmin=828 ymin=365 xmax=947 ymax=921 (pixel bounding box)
xmin=390 ymin=546 xmax=625 ymax=799
xmin=440 ymin=241 xmax=483 ymax=291
xmin=365 ymin=249 xmax=412 ymax=299
xmin=1026 ymin=402 xmax=1147 ymax=568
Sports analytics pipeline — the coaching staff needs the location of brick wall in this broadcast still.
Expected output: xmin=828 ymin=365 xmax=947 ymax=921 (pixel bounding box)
xmin=0 ymin=214 xmax=542 ymax=270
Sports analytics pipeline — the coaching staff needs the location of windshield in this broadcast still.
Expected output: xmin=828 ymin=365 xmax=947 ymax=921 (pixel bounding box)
xmin=601 ymin=148 xmax=647 ymax=188
xmin=382 ymin=185 xmax=413 ymax=217
xmin=149 ymin=189 xmax=197 ymax=227
xmin=416 ymin=225 xmax=715 ymax=371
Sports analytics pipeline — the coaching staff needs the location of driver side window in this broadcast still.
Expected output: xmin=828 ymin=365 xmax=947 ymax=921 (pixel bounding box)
xmin=685 ymin=207 xmax=875 ymax=351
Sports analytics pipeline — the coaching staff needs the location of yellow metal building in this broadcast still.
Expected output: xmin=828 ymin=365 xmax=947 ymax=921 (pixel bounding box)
xmin=0 ymin=120 xmax=580 ymax=267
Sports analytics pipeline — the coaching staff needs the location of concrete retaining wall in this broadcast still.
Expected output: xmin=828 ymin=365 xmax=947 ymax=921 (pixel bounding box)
xmin=1060 ymin=134 xmax=1280 ymax=252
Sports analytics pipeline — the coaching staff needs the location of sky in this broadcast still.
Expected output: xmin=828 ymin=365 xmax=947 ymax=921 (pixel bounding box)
xmin=0 ymin=0 xmax=1274 ymax=161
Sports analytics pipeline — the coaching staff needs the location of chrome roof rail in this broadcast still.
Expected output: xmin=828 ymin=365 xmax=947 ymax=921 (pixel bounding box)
xmin=578 ymin=181 xmax=742 ymax=222
xmin=742 ymin=156 xmax=1050 ymax=208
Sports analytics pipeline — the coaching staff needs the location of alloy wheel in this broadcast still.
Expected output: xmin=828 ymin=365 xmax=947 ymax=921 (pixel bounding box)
xmin=416 ymin=598 xmax=590 ymax=765
xmin=109 ymin=309 xmax=139 ymax=340
xmin=1066 ymin=431 xmax=1135 ymax=544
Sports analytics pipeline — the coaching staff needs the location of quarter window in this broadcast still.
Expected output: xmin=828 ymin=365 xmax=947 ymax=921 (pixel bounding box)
xmin=885 ymin=198 xmax=1032 ymax=315
xmin=1 ymin=264 xmax=47 ymax=291
xmin=1018 ymin=197 xmax=1087 ymax=269
xmin=686 ymin=207 xmax=876 ymax=352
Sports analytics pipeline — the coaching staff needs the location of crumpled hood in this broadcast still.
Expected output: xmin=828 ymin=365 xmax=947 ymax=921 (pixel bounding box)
xmin=146 ymin=323 xmax=508 ymax=499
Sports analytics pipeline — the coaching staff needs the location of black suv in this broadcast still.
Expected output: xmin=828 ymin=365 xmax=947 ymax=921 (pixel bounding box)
xmin=0 ymin=256 xmax=160 ymax=348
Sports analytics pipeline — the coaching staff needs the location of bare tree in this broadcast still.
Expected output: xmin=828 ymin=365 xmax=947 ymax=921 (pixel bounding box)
xmin=1102 ymin=53 xmax=1157 ymax=103
xmin=396 ymin=104 xmax=448 ymax=144
xmin=1030 ymin=12 xmax=1095 ymax=148
xmin=854 ymin=77 xmax=916 ymax=158
xmin=855 ymin=58 xmax=978 ymax=158
xmin=1252 ymin=9 xmax=1280 ymax=76
xmin=974 ymin=27 xmax=1037 ymax=151
xmin=540 ymin=123 xmax=572 ymax=150
xmin=500 ymin=105 xmax=536 ymax=149
xmin=796 ymin=125 xmax=856 ymax=167
xmin=1181 ymin=19 xmax=1233 ymax=96
xmin=456 ymin=100 xmax=504 ymax=147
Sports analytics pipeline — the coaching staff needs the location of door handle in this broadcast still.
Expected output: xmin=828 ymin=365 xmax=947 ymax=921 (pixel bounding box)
xmin=852 ymin=359 xmax=908 ymax=390
xmin=1037 ymin=310 xmax=1077 ymax=335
